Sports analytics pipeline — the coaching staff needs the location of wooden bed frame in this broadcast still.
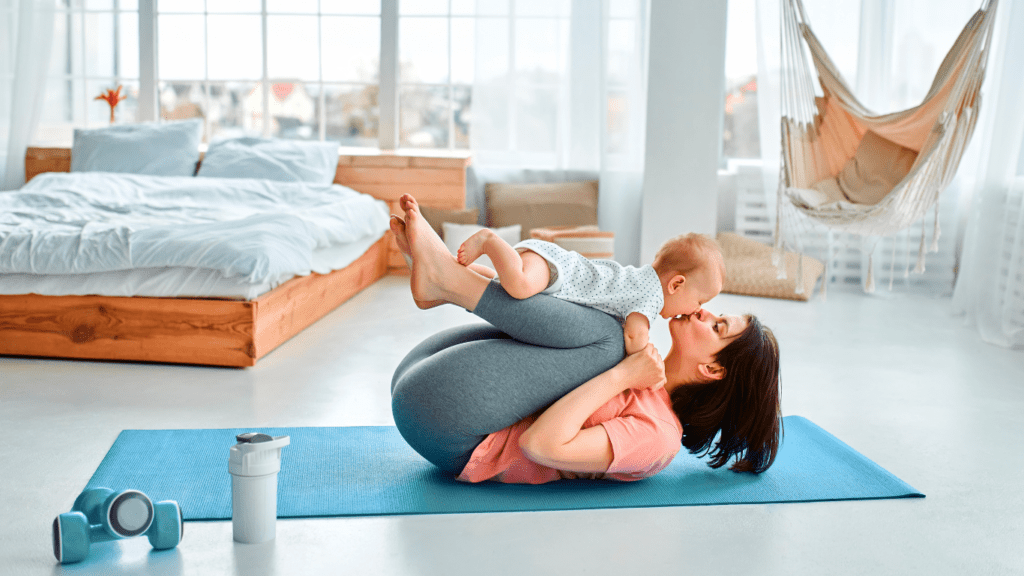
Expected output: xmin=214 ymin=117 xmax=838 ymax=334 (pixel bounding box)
xmin=0 ymin=147 xmax=470 ymax=367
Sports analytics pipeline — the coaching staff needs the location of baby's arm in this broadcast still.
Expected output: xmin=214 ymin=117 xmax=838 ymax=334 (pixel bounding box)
xmin=623 ymin=312 xmax=651 ymax=356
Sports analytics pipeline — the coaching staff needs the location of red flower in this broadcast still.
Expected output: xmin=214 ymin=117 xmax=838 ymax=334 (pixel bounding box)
xmin=95 ymin=86 xmax=127 ymax=123
xmin=95 ymin=85 xmax=127 ymax=107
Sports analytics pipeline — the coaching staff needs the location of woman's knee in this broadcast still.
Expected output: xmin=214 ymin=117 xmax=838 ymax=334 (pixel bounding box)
xmin=590 ymin=314 xmax=626 ymax=364
xmin=391 ymin=373 xmax=479 ymax=474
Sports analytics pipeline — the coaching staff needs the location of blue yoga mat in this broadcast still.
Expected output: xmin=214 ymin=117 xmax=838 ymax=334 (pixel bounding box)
xmin=84 ymin=416 xmax=922 ymax=519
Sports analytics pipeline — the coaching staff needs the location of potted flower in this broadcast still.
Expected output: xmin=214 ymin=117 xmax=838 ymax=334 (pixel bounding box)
xmin=95 ymin=86 xmax=127 ymax=124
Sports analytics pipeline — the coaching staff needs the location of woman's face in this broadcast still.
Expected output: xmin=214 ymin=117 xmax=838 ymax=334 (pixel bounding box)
xmin=666 ymin=309 xmax=749 ymax=383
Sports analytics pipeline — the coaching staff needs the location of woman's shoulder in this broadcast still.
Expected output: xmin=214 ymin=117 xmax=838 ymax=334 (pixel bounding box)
xmin=599 ymin=392 xmax=683 ymax=480
xmin=623 ymin=388 xmax=684 ymax=433
xmin=597 ymin=388 xmax=683 ymax=445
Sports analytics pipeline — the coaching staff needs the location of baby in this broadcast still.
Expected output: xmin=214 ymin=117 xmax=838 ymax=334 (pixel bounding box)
xmin=457 ymin=229 xmax=725 ymax=355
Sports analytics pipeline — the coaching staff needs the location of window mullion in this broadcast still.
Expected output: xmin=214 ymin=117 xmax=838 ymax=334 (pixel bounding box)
xmin=262 ymin=0 xmax=271 ymax=137
xmin=64 ymin=11 xmax=74 ymax=124
xmin=318 ymin=0 xmax=326 ymax=141
xmin=379 ymin=0 xmax=399 ymax=150
xmin=113 ymin=0 xmax=120 ymax=80
xmin=79 ymin=6 xmax=88 ymax=126
xmin=137 ymin=0 xmax=157 ymax=122
xmin=448 ymin=2 xmax=453 ymax=149
xmin=508 ymin=6 xmax=517 ymax=156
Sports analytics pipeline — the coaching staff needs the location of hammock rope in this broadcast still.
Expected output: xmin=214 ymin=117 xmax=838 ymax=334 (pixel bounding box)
xmin=774 ymin=0 xmax=999 ymax=291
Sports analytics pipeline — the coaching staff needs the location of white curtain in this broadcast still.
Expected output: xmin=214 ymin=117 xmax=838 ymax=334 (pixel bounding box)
xmin=470 ymin=0 xmax=650 ymax=265
xmin=754 ymin=0 xmax=985 ymax=294
xmin=952 ymin=0 xmax=1024 ymax=349
xmin=0 ymin=0 xmax=55 ymax=191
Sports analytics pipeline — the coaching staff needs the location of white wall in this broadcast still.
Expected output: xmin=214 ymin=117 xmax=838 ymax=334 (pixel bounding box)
xmin=639 ymin=0 xmax=728 ymax=263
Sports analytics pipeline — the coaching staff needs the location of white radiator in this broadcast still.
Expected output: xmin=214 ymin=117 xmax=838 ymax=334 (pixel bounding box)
xmin=720 ymin=160 xmax=959 ymax=295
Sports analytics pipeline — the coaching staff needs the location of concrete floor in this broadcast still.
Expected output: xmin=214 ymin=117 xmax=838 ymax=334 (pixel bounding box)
xmin=2 ymin=274 xmax=1022 ymax=575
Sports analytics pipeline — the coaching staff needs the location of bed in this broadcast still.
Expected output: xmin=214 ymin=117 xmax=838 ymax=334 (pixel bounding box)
xmin=0 ymin=146 xmax=469 ymax=367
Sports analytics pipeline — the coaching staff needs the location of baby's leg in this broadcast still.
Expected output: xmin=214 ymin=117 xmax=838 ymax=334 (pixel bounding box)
xmin=458 ymin=230 xmax=549 ymax=299
xmin=467 ymin=263 xmax=497 ymax=279
xmin=502 ymin=251 xmax=551 ymax=299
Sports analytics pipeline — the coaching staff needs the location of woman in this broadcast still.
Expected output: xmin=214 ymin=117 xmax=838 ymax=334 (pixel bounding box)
xmin=390 ymin=194 xmax=781 ymax=483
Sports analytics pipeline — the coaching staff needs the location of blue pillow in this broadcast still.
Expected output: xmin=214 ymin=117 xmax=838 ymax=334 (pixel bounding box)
xmin=71 ymin=119 xmax=203 ymax=176
xmin=196 ymin=137 xmax=341 ymax=184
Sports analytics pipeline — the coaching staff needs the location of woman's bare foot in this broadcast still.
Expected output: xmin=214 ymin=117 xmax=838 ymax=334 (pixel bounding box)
xmin=401 ymin=194 xmax=479 ymax=309
xmin=457 ymin=228 xmax=493 ymax=266
xmin=390 ymin=215 xmax=445 ymax=309
xmin=389 ymin=216 xmax=413 ymax=264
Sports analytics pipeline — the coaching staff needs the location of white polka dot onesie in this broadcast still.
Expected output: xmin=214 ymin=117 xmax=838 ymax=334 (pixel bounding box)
xmin=513 ymin=239 xmax=663 ymax=325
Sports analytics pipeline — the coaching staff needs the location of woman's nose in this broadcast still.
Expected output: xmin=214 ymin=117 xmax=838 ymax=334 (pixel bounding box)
xmin=696 ymin=309 xmax=717 ymax=323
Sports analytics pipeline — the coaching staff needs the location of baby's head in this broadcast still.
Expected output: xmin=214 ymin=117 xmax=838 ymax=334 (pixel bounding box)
xmin=651 ymin=233 xmax=725 ymax=318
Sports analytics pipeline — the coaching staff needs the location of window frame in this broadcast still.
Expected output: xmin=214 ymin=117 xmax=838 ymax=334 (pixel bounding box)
xmin=135 ymin=0 xmax=464 ymax=150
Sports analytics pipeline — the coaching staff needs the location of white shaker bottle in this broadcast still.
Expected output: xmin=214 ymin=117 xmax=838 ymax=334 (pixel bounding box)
xmin=229 ymin=432 xmax=290 ymax=544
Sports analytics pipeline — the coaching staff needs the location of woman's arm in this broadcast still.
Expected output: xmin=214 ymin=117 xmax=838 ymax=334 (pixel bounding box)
xmin=518 ymin=344 xmax=666 ymax=473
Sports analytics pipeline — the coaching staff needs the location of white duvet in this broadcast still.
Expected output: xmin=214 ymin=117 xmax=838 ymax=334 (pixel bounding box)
xmin=0 ymin=172 xmax=390 ymax=284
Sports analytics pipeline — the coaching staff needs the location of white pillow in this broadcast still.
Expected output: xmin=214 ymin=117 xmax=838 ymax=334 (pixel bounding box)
xmin=197 ymin=137 xmax=340 ymax=184
xmin=71 ymin=119 xmax=203 ymax=176
xmin=441 ymin=222 xmax=522 ymax=271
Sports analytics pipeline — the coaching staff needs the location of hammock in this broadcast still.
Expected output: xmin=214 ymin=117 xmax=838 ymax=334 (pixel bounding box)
xmin=774 ymin=0 xmax=999 ymax=292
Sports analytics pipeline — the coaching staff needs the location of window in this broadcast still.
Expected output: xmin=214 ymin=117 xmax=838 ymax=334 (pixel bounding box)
xmin=155 ymin=0 xmax=381 ymax=145
xmin=39 ymin=0 xmax=478 ymax=150
xmin=397 ymin=0 xmax=474 ymax=149
xmin=37 ymin=0 xmax=140 ymax=144
xmin=465 ymin=0 xmax=571 ymax=164
xmin=722 ymin=0 xmax=759 ymax=161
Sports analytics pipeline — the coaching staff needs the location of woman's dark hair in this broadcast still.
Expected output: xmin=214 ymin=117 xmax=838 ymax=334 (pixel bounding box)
xmin=670 ymin=314 xmax=781 ymax=474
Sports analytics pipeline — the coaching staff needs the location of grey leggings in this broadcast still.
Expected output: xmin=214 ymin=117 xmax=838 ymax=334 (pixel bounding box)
xmin=390 ymin=281 xmax=625 ymax=474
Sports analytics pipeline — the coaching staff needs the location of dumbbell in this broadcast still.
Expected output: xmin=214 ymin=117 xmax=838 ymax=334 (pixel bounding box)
xmin=52 ymin=487 xmax=183 ymax=564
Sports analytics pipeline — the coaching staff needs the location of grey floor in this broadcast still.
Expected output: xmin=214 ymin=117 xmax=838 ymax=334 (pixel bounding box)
xmin=2 ymin=274 xmax=1022 ymax=576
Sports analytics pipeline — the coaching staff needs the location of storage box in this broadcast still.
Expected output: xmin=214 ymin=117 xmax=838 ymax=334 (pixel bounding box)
xmin=530 ymin=225 xmax=615 ymax=260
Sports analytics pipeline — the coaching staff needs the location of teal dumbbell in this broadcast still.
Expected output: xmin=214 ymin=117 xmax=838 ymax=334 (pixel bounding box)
xmin=52 ymin=487 xmax=183 ymax=564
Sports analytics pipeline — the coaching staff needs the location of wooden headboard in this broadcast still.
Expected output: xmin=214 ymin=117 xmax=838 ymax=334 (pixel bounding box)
xmin=24 ymin=146 xmax=471 ymax=271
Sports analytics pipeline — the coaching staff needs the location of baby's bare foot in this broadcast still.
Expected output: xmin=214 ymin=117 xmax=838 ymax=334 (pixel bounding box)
xmin=402 ymin=194 xmax=460 ymax=305
xmin=457 ymin=229 xmax=492 ymax=266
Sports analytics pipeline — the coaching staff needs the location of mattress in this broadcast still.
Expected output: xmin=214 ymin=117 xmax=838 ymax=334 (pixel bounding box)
xmin=0 ymin=172 xmax=391 ymax=299
xmin=0 ymin=230 xmax=385 ymax=300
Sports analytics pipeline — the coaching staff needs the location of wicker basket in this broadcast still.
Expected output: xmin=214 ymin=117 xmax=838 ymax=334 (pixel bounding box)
xmin=717 ymin=232 xmax=824 ymax=301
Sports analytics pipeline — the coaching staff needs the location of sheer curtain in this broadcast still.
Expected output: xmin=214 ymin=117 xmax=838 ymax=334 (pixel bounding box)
xmin=470 ymin=0 xmax=650 ymax=265
xmin=754 ymin=0 xmax=985 ymax=294
xmin=0 ymin=0 xmax=55 ymax=191
xmin=952 ymin=0 xmax=1024 ymax=348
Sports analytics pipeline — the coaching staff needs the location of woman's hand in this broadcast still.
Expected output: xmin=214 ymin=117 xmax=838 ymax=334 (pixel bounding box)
xmin=519 ymin=342 xmax=667 ymax=473
xmin=619 ymin=343 xmax=667 ymax=391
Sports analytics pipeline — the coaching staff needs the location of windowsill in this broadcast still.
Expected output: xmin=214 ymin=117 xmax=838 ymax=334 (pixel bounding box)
xmin=30 ymin=138 xmax=471 ymax=161
xmin=337 ymin=146 xmax=471 ymax=160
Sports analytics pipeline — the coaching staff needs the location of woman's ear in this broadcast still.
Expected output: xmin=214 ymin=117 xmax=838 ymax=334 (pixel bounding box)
xmin=698 ymin=362 xmax=726 ymax=381
xmin=668 ymin=274 xmax=686 ymax=294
